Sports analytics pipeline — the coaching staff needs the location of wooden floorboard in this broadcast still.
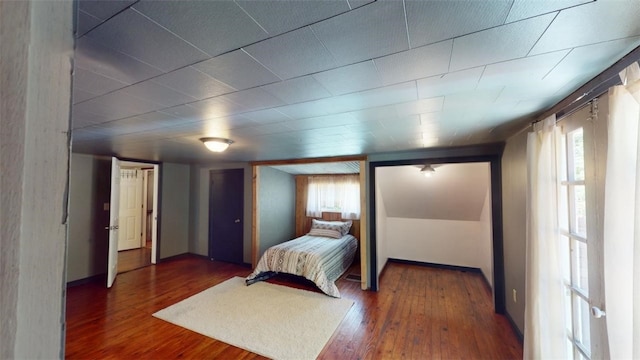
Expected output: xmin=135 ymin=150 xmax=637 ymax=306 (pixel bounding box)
xmin=65 ymin=255 xmax=522 ymax=359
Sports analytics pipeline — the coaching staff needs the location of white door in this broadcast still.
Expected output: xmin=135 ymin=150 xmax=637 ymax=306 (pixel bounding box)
xmin=107 ymin=157 xmax=121 ymax=288
xmin=118 ymin=169 xmax=143 ymax=251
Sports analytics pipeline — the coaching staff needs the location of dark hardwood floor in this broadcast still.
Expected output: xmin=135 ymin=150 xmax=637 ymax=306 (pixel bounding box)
xmin=65 ymin=255 xmax=522 ymax=359
xmin=117 ymin=241 xmax=152 ymax=274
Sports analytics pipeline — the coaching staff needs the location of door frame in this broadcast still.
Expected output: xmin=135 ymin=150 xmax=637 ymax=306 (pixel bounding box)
xmin=367 ymin=143 xmax=506 ymax=314
xmin=108 ymin=158 xmax=161 ymax=281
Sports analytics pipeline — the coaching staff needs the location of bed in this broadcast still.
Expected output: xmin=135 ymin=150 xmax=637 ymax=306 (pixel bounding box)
xmin=245 ymin=219 xmax=357 ymax=298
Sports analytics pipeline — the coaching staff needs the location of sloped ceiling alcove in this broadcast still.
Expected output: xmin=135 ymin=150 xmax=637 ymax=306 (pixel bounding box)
xmin=376 ymin=163 xmax=490 ymax=221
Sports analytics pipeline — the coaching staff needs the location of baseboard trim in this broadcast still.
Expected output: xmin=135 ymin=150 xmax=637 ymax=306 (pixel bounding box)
xmin=158 ymin=252 xmax=195 ymax=262
xmin=505 ymin=311 xmax=524 ymax=343
xmin=388 ymin=258 xmax=482 ymax=274
xmin=66 ymin=274 xmax=105 ymax=288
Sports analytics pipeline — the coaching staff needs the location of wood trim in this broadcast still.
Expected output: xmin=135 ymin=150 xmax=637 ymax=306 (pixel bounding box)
xmin=251 ymin=155 xmax=366 ymax=167
xmin=359 ymin=160 xmax=368 ymax=290
xmin=294 ymin=176 xmax=308 ymax=237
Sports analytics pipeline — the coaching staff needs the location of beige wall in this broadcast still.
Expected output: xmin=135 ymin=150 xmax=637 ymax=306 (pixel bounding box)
xmin=501 ymin=130 xmax=528 ymax=334
xmin=67 ymin=154 xmax=110 ymax=282
xmin=159 ymin=163 xmax=191 ymax=259
xmin=0 ymin=0 xmax=73 ymax=357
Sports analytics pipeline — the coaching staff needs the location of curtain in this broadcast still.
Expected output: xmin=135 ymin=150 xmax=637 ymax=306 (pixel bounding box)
xmin=524 ymin=114 xmax=567 ymax=359
xmin=306 ymin=175 xmax=360 ymax=220
xmin=603 ymin=62 xmax=640 ymax=360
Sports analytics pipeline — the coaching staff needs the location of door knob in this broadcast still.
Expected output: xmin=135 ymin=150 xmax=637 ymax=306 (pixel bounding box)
xmin=234 ymin=219 xmax=240 ymax=223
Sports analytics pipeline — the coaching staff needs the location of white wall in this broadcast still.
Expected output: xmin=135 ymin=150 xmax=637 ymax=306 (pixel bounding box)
xmin=193 ymin=163 xmax=253 ymax=263
xmin=0 ymin=1 xmax=72 ymax=357
xmin=375 ymin=179 xmax=389 ymax=278
xmin=386 ymin=217 xmax=490 ymax=270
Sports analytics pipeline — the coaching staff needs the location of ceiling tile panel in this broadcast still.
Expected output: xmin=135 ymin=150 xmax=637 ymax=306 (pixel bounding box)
xmin=442 ymin=88 xmax=503 ymax=112
xmin=207 ymin=115 xmax=258 ymax=130
xmin=231 ymin=122 xmax=292 ymax=138
xmin=346 ymin=105 xmax=398 ymax=123
xmin=261 ymin=76 xmax=332 ymax=104
xmin=186 ymin=97 xmax=247 ymax=120
xmin=78 ymin=0 xmax=135 ymax=21
xmin=241 ymin=109 xmax=292 ymax=124
xmin=132 ymin=1 xmax=268 ymax=57
xmin=311 ymin=1 xmax=409 ymax=65
xmin=84 ymin=111 xmax=187 ymax=136
xmin=72 ymin=108 xmax=112 ymax=128
xmin=544 ymin=37 xmax=640 ymax=90
xmin=75 ymin=37 xmax=163 ymax=84
xmin=73 ymin=89 xmax=99 ymax=104
xmin=417 ymin=67 xmax=484 ymax=99
xmin=406 ymin=0 xmax=511 ymax=48
xmin=285 ymin=113 xmax=359 ymax=131
xmin=343 ymin=81 xmax=418 ymax=111
xmin=160 ymin=104 xmax=214 ymax=123
xmin=506 ymin=0 xmax=592 ymax=23
xmin=85 ymin=9 xmax=209 ymax=72
xmin=219 ymin=88 xmax=286 ymax=113
xmin=236 ymin=0 xmax=350 ymax=35
xmin=74 ymin=90 xmax=166 ymax=122
xmin=312 ymin=60 xmax=382 ymax=95
xmin=530 ymin=0 xmax=640 ymax=55
xmin=74 ymin=67 xmax=129 ymax=98
xmin=476 ymin=50 xmax=570 ymax=90
xmin=244 ymin=27 xmax=338 ymax=80
xmin=69 ymin=0 xmax=640 ymax=163
xmin=76 ymin=10 xmax=103 ymax=37
xmin=375 ymin=40 xmax=452 ymax=85
xmin=193 ymin=50 xmax=281 ymax=90
xmin=120 ymin=81 xmax=197 ymax=108
xmin=394 ymin=97 xmax=445 ymax=118
xmin=275 ymin=99 xmax=334 ymax=120
xmin=151 ymin=67 xmax=236 ymax=100
xmin=450 ymin=13 xmax=555 ymax=71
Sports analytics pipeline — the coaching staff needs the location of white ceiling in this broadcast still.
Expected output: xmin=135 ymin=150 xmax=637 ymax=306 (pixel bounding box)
xmin=376 ymin=163 xmax=490 ymax=221
xmin=71 ymin=0 xmax=640 ymax=163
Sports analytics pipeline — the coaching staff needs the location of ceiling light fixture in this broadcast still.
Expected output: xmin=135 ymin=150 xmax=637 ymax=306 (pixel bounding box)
xmin=200 ymin=137 xmax=233 ymax=152
xmin=420 ymin=165 xmax=436 ymax=177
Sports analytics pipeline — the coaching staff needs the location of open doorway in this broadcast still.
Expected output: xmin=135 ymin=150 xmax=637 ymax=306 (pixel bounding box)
xmin=368 ymin=148 xmax=505 ymax=313
xmin=113 ymin=160 xmax=159 ymax=275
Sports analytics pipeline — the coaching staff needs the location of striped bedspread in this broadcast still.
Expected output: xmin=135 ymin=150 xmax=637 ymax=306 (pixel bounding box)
xmin=245 ymin=234 xmax=357 ymax=298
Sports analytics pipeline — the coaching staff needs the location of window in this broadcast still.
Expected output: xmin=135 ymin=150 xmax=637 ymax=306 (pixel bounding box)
xmin=306 ymin=175 xmax=360 ymax=220
xmin=558 ymin=126 xmax=592 ymax=359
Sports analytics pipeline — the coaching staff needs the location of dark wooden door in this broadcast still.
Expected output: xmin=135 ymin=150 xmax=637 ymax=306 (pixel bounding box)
xmin=209 ymin=169 xmax=244 ymax=264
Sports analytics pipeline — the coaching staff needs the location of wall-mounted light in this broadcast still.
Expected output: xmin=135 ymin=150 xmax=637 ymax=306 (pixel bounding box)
xmin=420 ymin=165 xmax=436 ymax=177
xmin=200 ymin=137 xmax=233 ymax=152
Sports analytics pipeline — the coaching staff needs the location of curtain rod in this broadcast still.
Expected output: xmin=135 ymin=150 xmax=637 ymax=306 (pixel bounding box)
xmin=515 ymin=45 xmax=640 ymax=135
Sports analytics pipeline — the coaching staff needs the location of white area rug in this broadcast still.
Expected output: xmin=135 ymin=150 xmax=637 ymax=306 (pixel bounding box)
xmin=153 ymin=277 xmax=354 ymax=360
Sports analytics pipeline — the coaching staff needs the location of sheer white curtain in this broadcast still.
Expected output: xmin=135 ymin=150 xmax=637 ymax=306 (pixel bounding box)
xmin=524 ymin=114 xmax=567 ymax=358
xmin=603 ymin=62 xmax=640 ymax=360
xmin=306 ymin=175 xmax=360 ymax=219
